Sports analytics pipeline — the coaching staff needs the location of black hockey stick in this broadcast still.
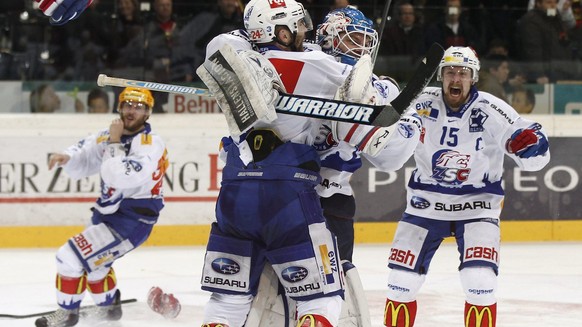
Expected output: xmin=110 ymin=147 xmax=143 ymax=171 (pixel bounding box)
xmin=0 ymin=298 xmax=137 ymax=319
xmin=372 ymin=0 xmax=394 ymax=64
xmin=390 ymin=42 xmax=443 ymax=113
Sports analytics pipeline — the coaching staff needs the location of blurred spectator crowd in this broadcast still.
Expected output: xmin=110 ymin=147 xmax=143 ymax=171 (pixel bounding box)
xmin=1 ymin=0 xmax=582 ymax=113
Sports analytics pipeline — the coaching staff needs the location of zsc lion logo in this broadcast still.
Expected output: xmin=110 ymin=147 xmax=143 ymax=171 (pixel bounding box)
xmin=431 ymin=150 xmax=471 ymax=185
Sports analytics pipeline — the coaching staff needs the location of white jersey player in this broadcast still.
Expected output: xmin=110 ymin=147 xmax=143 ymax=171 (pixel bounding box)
xmin=314 ymin=6 xmax=421 ymax=264
xmin=384 ymin=47 xmax=550 ymax=327
xmin=36 ymin=87 xmax=168 ymax=327
xmin=196 ymin=0 xmax=417 ymax=326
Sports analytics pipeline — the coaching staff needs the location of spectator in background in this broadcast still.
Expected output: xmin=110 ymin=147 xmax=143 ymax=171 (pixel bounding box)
xmin=485 ymin=37 xmax=509 ymax=56
xmin=30 ymin=84 xmax=84 ymax=113
xmin=382 ymin=0 xmax=425 ymax=58
xmin=175 ymin=0 xmax=244 ymax=82
xmin=424 ymin=0 xmax=484 ymax=54
xmin=511 ymin=86 xmax=536 ymax=114
xmin=30 ymin=84 xmax=60 ymax=113
xmin=528 ymin=0 xmax=577 ymax=29
xmin=116 ymin=0 xmax=184 ymax=113
xmin=108 ymin=0 xmax=145 ymax=68
xmin=477 ymin=53 xmax=511 ymax=103
xmin=65 ymin=0 xmax=111 ymax=81
xmin=87 ymin=88 xmax=111 ymax=113
xmin=517 ymin=0 xmax=577 ymax=83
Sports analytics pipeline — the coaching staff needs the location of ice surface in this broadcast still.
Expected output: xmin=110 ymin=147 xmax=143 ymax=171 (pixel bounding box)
xmin=1 ymin=242 xmax=581 ymax=326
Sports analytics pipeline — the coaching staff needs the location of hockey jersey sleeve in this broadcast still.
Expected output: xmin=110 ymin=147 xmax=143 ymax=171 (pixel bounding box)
xmin=62 ymin=132 xmax=106 ymax=180
xmin=205 ymin=30 xmax=255 ymax=61
xmin=100 ymin=133 xmax=166 ymax=189
xmin=363 ymin=107 xmax=421 ymax=171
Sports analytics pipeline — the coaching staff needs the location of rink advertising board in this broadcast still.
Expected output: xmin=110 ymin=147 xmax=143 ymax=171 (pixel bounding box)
xmin=0 ymin=114 xmax=581 ymax=247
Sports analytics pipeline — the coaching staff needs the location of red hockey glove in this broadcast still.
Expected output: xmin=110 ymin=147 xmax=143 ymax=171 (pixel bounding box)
xmin=147 ymin=286 xmax=181 ymax=319
xmin=505 ymin=124 xmax=549 ymax=158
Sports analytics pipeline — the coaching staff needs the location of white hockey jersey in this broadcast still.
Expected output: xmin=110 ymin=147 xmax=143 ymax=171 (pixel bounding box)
xmin=207 ymin=32 xmax=356 ymax=145
xmin=405 ymin=87 xmax=550 ymax=221
xmin=62 ymin=123 xmax=168 ymax=221
xmin=314 ymin=77 xmax=420 ymax=198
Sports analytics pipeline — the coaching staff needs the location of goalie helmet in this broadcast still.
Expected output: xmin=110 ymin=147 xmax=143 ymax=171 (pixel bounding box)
xmin=316 ymin=6 xmax=378 ymax=65
xmin=243 ymin=0 xmax=313 ymax=44
xmin=437 ymin=46 xmax=480 ymax=83
xmin=118 ymin=87 xmax=154 ymax=112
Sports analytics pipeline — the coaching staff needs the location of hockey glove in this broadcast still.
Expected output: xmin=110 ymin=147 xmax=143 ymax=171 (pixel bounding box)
xmin=332 ymin=121 xmax=397 ymax=157
xmin=36 ymin=0 xmax=93 ymax=26
xmin=506 ymin=123 xmax=549 ymax=158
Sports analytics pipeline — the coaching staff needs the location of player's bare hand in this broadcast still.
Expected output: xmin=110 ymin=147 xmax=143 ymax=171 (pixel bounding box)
xmin=48 ymin=153 xmax=70 ymax=170
xmin=109 ymin=118 xmax=124 ymax=143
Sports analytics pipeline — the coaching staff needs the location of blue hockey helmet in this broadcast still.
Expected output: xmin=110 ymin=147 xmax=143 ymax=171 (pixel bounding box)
xmin=316 ymin=6 xmax=378 ymax=65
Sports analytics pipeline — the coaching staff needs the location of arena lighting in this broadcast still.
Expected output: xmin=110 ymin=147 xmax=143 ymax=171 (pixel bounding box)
xmin=19 ymin=11 xmax=29 ymax=22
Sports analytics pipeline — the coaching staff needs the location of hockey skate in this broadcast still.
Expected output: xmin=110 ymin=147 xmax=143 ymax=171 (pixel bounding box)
xmin=147 ymin=286 xmax=181 ymax=319
xmin=34 ymin=307 xmax=80 ymax=327
xmin=82 ymin=289 xmax=123 ymax=323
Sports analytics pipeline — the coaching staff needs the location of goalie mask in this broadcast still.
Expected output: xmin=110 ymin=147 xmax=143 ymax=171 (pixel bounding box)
xmin=243 ymin=0 xmax=313 ymax=44
xmin=437 ymin=46 xmax=480 ymax=83
xmin=316 ymin=7 xmax=379 ymax=66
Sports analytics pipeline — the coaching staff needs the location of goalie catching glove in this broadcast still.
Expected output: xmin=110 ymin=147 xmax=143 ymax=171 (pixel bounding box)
xmin=505 ymin=123 xmax=549 ymax=158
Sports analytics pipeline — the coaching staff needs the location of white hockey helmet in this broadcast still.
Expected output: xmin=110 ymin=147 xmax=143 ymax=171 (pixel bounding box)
xmin=243 ymin=0 xmax=313 ymax=44
xmin=437 ymin=46 xmax=480 ymax=83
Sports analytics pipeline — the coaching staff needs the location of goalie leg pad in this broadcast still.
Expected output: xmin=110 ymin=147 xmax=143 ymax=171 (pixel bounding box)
xmin=339 ymin=261 xmax=371 ymax=326
xmin=196 ymin=44 xmax=282 ymax=137
xmin=245 ymin=263 xmax=295 ymax=327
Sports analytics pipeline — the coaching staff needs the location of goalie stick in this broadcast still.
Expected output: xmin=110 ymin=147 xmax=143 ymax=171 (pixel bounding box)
xmin=0 ymin=298 xmax=137 ymax=319
xmin=97 ymin=42 xmax=443 ymax=129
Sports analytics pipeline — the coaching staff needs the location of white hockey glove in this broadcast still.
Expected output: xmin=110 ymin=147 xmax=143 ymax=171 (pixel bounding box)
xmin=332 ymin=121 xmax=397 ymax=157
xmin=332 ymin=113 xmax=421 ymax=157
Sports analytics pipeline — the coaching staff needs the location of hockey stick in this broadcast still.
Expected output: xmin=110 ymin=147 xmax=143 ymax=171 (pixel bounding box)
xmin=0 ymin=298 xmax=137 ymax=319
xmin=97 ymin=42 xmax=442 ymax=128
xmin=97 ymin=74 xmax=211 ymax=96
xmin=98 ymin=73 xmax=396 ymax=127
